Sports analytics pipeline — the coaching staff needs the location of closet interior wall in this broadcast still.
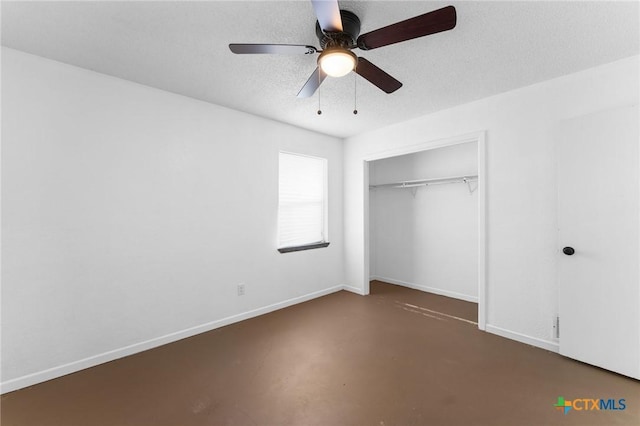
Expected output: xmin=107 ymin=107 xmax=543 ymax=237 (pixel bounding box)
xmin=369 ymin=142 xmax=479 ymax=302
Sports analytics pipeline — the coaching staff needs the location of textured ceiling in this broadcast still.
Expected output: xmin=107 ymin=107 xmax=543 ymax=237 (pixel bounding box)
xmin=2 ymin=1 xmax=638 ymax=138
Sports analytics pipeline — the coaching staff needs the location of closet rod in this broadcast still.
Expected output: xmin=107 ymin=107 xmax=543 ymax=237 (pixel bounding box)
xmin=369 ymin=175 xmax=478 ymax=189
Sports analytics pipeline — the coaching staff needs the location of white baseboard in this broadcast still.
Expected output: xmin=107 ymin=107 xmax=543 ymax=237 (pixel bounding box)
xmin=371 ymin=276 xmax=478 ymax=303
xmin=372 ymin=277 xmax=558 ymax=353
xmin=485 ymin=324 xmax=559 ymax=353
xmin=1 ymin=285 xmax=559 ymax=394
xmin=0 ymin=285 xmax=345 ymax=394
xmin=342 ymin=285 xmax=366 ymax=295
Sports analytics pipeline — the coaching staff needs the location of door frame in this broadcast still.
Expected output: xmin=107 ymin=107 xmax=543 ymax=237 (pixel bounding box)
xmin=362 ymin=131 xmax=487 ymax=330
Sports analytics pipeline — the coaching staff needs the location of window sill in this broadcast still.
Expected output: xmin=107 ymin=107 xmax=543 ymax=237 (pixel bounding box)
xmin=278 ymin=242 xmax=330 ymax=253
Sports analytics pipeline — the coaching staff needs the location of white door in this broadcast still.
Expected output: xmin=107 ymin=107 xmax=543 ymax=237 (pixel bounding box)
xmin=557 ymin=104 xmax=639 ymax=379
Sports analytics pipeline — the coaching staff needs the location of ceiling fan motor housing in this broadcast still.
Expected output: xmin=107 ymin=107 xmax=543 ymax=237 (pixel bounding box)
xmin=315 ymin=10 xmax=361 ymax=49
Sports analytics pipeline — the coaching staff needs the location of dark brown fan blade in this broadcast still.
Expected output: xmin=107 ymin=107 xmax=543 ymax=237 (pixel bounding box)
xmin=355 ymin=58 xmax=402 ymax=93
xmin=311 ymin=0 xmax=343 ymax=32
xmin=229 ymin=44 xmax=317 ymax=55
xmin=297 ymin=67 xmax=328 ymax=98
xmin=357 ymin=5 xmax=456 ymax=50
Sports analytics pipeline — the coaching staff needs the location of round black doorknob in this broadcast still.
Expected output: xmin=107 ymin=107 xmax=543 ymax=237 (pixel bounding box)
xmin=563 ymin=247 xmax=575 ymax=256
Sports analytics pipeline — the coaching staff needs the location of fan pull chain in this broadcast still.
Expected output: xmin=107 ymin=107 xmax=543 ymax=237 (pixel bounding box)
xmin=317 ymin=70 xmax=322 ymax=115
xmin=353 ymin=68 xmax=358 ymax=115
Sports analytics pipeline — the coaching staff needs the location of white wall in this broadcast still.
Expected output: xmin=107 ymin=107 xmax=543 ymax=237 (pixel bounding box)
xmin=1 ymin=47 xmax=344 ymax=391
xmin=369 ymin=143 xmax=478 ymax=302
xmin=3 ymin=46 xmax=639 ymax=392
xmin=344 ymin=55 xmax=640 ymax=351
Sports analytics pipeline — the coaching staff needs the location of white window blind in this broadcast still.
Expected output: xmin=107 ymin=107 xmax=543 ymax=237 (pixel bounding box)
xmin=278 ymin=152 xmax=327 ymax=249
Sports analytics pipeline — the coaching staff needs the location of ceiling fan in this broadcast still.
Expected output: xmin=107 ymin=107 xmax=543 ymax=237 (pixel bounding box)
xmin=229 ymin=0 xmax=457 ymax=98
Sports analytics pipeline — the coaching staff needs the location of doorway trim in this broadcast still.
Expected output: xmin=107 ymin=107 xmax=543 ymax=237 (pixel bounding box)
xmin=363 ymin=131 xmax=486 ymax=330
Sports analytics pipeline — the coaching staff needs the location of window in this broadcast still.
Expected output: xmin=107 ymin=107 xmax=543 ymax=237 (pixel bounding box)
xmin=277 ymin=152 xmax=329 ymax=253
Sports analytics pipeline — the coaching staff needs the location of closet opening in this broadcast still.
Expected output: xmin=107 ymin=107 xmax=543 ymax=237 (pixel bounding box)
xmin=363 ymin=133 xmax=486 ymax=329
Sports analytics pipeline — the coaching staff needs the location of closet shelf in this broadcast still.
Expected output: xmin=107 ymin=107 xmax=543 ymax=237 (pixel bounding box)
xmin=369 ymin=174 xmax=478 ymax=190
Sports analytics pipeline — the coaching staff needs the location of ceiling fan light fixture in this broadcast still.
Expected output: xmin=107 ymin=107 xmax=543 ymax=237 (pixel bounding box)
xmin=318 ymin=48 xmax=356 ymax=78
